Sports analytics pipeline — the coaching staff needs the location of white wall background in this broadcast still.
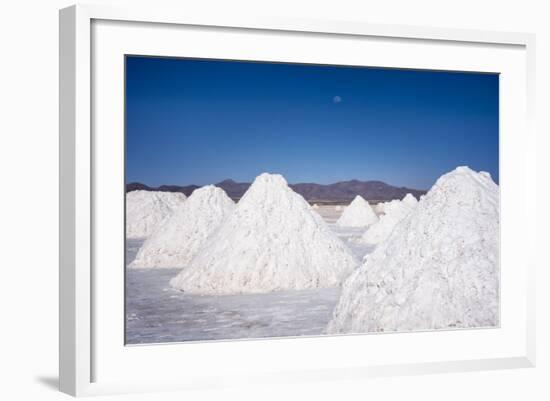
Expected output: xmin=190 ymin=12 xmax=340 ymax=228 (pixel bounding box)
xmin=0 ymin=0 xmax=547 ymax=400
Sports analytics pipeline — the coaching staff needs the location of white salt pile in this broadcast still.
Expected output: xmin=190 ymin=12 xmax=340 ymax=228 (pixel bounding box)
xmin=360 ymin=194 xmax=418 ymax=245
xmin=129 ymin=186 xmax=235 ymax=268
xmin=126 ymin=190 xmax=186 ymax=239
xmin=327 ymin=166 xmax=499 ymax=334
xmin=374 ymin=202 xmax=386 ymax=214
xmin=336 ymin=195 xmax=378 ymax=228
xmin=170 ymin=173 xmax=358 ymax=294
xmin=335 ymin=205 xmax=343 ymax=212
xmin=312 ymin=203 xmax=320 ymax=209
xmin=402 ymin=193 xmax=418 ymax=207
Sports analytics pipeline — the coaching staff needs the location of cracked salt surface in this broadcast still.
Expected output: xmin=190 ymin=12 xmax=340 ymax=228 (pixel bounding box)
xmin=125 ymin=205 xmax=371 ymax=344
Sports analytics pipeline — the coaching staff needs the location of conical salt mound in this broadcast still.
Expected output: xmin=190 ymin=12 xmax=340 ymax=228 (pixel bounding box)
xmin=327 ymin=167 xmax=499 ymax=334
xmin=129 ymin=186 xmax=235 ymax=268
xmin=336 ymin=195 xmax=378 ymax=227
xmin=126 ymin=190 xmax=186 ymax=239
xmin=360 ymin=194 xmax=418 ymax=246
xmin=402 ymin=193 xmax=418 ymax=207
xmin=170 ymin=173 xmax=359 ymax=294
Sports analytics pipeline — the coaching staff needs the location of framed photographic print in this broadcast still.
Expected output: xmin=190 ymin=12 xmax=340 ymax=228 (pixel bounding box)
xmin=60 ymin=4 xmax=536 ymax=397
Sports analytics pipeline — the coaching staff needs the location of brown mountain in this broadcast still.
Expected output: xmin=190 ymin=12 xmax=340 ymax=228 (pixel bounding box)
xmin=126 ymin=179 xmax=425 ymax=202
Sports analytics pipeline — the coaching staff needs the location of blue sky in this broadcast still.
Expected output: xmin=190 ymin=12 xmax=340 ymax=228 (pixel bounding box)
xmin=126 ymin=56 xmax=499 ymax=190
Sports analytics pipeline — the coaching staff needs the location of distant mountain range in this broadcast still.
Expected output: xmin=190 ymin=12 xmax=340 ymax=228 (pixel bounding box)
xmin=126 ymin=179 xmax=426 ymax=203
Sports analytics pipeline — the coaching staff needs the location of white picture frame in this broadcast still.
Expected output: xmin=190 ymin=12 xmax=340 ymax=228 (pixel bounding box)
xmin=59 ymin=4 xmax=536 ymax=397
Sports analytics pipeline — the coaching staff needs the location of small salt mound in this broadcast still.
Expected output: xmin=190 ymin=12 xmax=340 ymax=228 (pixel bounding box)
xmin=312 ymin=203 xmax=320 ymax=209
xmin=126 ymin=190 xmax=186 ymax=239
xmin=170 ymin=173 xmax=358 ymax=294
xmin=327 ymin=166 xmax=499 ymax=334
xmin=336 ymin=195 xmax=378 ymax=228
xmin=360 ymin=194 xmax=418 ymax=245
xmin=335 ymin=205 xmax=343 ymax=212
xmin=402 ymin=193 xmax=418 ymax=207
xmin=129 ymin=186 xmax=235 ymax=268
xmin=374 ymin=202 xmax=386 ymax=214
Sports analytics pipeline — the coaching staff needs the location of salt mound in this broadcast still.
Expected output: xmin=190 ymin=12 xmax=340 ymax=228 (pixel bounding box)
xmin=170 ymin=173 xmax=358 ymax=294
xmin=129 ymin=186 xmax=235 ymax=268
xmin=336 ymin=195 xmax=378 ymax=228
xmin=402 ymin=193 xmax=418 ymax=206
xmin=335 ymin=205 xmax=343 ymax=212
xmin=374 ymin=202 xmax=386 ymax=214
xmin=360 ymin=194 xmax=418 ymax=245
xmin=312 ymin=203 xmax=320 ymax=209
xmin=327 ymin=166 xmax=499 ymax=334
xmin=126 ymin=190 xmax=186 ymax=239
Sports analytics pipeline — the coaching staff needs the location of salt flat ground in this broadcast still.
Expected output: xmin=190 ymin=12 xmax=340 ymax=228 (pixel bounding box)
xmin=126 ymin=205 xmax=373 ymax=344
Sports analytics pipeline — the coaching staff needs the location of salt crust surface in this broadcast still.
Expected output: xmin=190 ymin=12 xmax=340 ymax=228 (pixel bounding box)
xmin=327 ymin=167 xmax=499 ymax=333
xmin=129 ymin=186 xmax=234 ymax=268
xmin=336 ymin=195 xmax=378 ymax=228
xmin=126 ymin=190 xmax=186 ymax=239
xmin=170 ymin=173 xmax=359 ymax=294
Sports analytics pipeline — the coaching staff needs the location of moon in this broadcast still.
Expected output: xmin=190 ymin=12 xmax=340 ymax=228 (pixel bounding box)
xmin=333 ymin=95 xmax=342 ymax=103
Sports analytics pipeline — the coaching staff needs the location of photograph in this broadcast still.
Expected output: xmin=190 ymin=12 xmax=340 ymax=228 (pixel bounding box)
xmin=124 ymin=55 xmax=499 ymax=344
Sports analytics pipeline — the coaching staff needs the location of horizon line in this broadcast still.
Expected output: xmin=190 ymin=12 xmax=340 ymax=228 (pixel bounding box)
xmin=126 ymin=177 xmax=428 ymax=191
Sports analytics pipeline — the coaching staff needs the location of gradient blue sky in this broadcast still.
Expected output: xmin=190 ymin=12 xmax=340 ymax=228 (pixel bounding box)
xmin=126 ymin=56 xmax=499 ymax=190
